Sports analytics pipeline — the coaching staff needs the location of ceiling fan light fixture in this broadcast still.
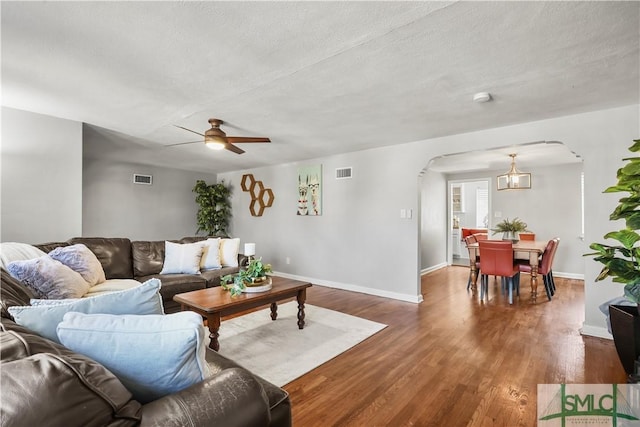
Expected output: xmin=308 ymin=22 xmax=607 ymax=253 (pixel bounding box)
xmin=205 ymin=136 xmax=226 ymax=150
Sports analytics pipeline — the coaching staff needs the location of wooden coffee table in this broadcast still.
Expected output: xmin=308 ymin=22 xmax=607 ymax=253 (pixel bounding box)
xmin=174 ymin=276 xmax=312 ymax=351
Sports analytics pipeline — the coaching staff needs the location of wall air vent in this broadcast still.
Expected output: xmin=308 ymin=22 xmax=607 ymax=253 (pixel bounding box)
xmin=133 ymin=174 xmax=153 ymax=185
xmin=335 ymin=167 xmax=353 ymax=179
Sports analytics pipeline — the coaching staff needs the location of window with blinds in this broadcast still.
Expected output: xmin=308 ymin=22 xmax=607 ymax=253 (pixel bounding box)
xmin=476 ymin=188 xmax=489 ymax=228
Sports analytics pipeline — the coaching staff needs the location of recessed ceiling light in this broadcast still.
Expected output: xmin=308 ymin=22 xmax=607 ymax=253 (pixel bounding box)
xmin=473 ymin=92 xmax=492 ymax=103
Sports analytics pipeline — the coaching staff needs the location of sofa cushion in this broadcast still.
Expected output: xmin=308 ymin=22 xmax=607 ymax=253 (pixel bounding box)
xmin=201 ymin=266 xmax=240 ymax=288
xmin=1 ymin=269 xmax=35 ymax=319
xmin=136 ymin=274 xmax=206 ymax=303
xmin=0 ymin=242 xmax=47 ymax=270
xmin=0 ymin=319 xmax=141 ymax=426
xmin=132 ymin=240 xmax=167 ymax=277
xmin=68 ymin=237 xmax=133 ymax=279
xmin=7 ymin=255 xmax=90 ymax=299
xmin=219 ymin=238 xmax=240 ymax=267
xmin=48 ymin=243 xmax=106 ymax=286
xmin=7 ymin=278 xmax=164 ymax=343
xmin=34 ymin=241 xmax=70 ymax=254
xmin=160 ymin=241 xmax=204 ymax=275
xmin=200 ymin=238 xmax=222 ymax=270
xmin=57 ymin=311 xmax=210 ymax=404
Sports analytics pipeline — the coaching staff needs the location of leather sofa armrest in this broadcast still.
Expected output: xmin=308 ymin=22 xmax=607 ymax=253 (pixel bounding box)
xmin=139 ymin=368 xmax=271 ymax=427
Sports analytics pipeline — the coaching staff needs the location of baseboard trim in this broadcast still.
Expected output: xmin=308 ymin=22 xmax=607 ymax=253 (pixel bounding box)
xmin=580 ymin=323 xmax=612 ymax=340
xmin=421 ymin=262 xmax=447 ymax=276
xmin=554 ymin=271 xmax=584 ymax=280
xmin=272 ymin=272 xmax=424 ymax=304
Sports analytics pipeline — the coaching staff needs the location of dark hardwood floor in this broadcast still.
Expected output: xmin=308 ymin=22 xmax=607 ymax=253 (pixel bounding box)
xmin=284 ymin=266 xmax=626 ymax=426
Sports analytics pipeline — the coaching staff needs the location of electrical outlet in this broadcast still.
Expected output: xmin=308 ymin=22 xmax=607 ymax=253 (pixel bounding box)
xmin=286 ymin=257 xmax=291 ymax=265
xmin=494 ymin=211 xmax=502 ymax=218
xmin=400 ymin=209 xmax=406 ymax=218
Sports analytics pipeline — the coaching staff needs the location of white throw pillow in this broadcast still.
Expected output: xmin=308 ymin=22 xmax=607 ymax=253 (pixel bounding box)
xmin=49 ymin=244 xmax=106 ymax=286
xmin=200 ymin=238 xmax=222 ymax=270
xmin=57 ymin=311 xmax=210 ymax=404
xmin=7 ymin=256 xmax=90 ymax=300
xmin=7 ymin=278 xmax=164 ymax=343
xmin=160 ymin=241 xmax=203 ymax=274
xmin=0 ymin=242 xmax=47 ymax=271
xmin=219 ymin=238 xmax=240 ymax=267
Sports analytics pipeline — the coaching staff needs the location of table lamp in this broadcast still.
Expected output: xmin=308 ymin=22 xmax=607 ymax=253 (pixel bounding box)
xmin=244 ymin=243 xmax=256 ymax=264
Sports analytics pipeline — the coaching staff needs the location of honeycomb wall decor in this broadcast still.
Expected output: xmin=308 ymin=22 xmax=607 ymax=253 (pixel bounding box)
xmin=241 ymin=174 xmax=275 ymax=217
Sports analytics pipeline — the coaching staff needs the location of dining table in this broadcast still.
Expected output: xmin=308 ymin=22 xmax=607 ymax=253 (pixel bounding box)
xmin=467 ymin=240 xmax=548 ymax=301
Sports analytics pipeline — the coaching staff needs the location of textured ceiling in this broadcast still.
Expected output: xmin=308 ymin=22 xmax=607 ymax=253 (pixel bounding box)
xmin=2 ymin=1 xmax=638 ymax=173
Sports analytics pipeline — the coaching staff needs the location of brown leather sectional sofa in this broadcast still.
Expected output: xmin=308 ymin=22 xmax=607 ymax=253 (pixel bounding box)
xmin=34 ymin=236 xmax=246 ymax=313
xmin=0 ymin=250 xmax=291 ymax=426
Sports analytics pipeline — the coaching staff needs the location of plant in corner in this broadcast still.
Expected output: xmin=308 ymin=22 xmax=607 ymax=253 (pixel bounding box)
xmin=491 ymin=217 xmax=529 ymax=241
xmin=585 ymin=139 xmax=640 ymax=376
xmin=192 ymin=180 xmax=232 ymax=237
xmin=221 ymin=258 xmax=273 ymax=297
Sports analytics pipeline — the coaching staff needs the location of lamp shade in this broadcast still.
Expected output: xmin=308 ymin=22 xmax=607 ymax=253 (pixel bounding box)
xmin=244 ymin=243 xmax=256 ymax=256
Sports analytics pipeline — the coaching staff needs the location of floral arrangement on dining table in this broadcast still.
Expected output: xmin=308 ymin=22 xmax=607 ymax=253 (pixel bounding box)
xmin=221 ymin=258 xmax=273 ymax=297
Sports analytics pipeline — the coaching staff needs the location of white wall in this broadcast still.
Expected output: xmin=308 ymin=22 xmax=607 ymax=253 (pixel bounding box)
xmin=420 ymin=170 xmax=447 ymax=271
xmin=1 ymin=107 xmax=83 ymax=243
xmin=219 ymin=104 xmax=639 ymax=338
xmin=82 ymin=157 xmax=218 ymax=240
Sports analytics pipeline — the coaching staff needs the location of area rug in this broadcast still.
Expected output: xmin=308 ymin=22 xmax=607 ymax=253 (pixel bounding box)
xmin=210 ymin=302 xmax=387 ymax=387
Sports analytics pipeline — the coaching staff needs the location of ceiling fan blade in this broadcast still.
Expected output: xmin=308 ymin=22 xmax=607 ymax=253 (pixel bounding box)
xmin=225 ymin=143 xmax=245 ymax=154
xmin=227 ymin=136 xmax=271 ymax=143
xmin=164 ymin=140 xmax=201 ymax=147
xmin=174 ymin=125 xmax=205 ymax=137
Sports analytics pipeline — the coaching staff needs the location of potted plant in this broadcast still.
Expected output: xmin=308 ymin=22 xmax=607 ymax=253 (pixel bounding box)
xmin=221 ymin=258 xmax=273 ymax=297
xmin=491 ymin=217 xmax=529 ymax=241
xmin=586 ymin=139 xmax=640 ymax=376
xmin=193 ymin=180 xmax=232 ymax=237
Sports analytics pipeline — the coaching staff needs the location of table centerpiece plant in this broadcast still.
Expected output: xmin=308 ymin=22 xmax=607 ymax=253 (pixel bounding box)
xmin=221 ymin=258 xmax=273 ymax=297
xmin=585 ymin=138 xmax=640 ymax=377
xmin=491 ymin=217 xmax=530 ymax=241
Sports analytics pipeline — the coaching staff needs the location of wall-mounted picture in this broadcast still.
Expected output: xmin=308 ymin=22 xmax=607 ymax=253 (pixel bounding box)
xmin=297 ymin=164 xmax=322 ymax=216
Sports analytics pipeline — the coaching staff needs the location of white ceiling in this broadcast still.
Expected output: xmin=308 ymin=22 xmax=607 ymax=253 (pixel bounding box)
xmin=2 ymin=1 xmax=638 ymax=174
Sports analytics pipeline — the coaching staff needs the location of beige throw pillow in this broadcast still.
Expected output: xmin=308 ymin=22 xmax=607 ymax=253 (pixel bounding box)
xmin=219 ymin=238 xmax=240 ymax=267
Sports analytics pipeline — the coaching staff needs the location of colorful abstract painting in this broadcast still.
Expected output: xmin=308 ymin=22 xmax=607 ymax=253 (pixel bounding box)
xmin=297 ymin=165 xmax=322 ymax=215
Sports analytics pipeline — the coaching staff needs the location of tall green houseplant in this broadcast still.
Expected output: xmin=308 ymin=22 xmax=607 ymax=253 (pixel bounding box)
xmin=587 ymin=139 xmax=640 ymax=304
xmin=193 ymin=180 xmax=232 ymax=237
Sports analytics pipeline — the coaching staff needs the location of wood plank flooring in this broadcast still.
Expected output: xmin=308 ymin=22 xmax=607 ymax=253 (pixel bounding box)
xmin=284 ymin=266 xmax=626 ymax=426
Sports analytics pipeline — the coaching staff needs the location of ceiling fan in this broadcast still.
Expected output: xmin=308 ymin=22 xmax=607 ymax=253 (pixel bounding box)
xmin=168 ymin=118 xmax=270 ymax=154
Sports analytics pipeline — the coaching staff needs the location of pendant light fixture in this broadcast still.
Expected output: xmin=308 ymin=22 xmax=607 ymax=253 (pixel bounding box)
xmin=497 ymin=153 xmax=531 ymax=190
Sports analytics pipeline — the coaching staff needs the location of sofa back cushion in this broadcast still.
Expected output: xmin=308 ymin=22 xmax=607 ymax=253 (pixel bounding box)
xmin=68 ymin=237 xmax=133 ymax=279
xmin=34 ymin=241 xmax=70 ymax=254
xmin=1 ymin=269 xmax=34 ymax=319
xmin=1 ymin=318 xmax=141 ymax=426
xmin=131 ymin=240 xmax=167 ymax=277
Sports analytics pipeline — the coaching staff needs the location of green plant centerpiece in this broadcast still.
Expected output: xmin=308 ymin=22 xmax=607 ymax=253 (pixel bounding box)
xmin=221 ymin=258 xmax=273 ymax=297
xmin=193 ymin=180 xmax=232 ymax=236
xmin=491 ymin=217 xmax=530 ymax=241
xmin=586 ymin=139 xmax=640 ymax=304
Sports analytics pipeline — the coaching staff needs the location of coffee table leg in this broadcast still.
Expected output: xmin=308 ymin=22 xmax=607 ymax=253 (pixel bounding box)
xmin=270 ymin=302 xmax=278 ymax=320
xmin=207 ymin=312 xmax=221 ymax=351
xmin=297 ymin=289 xmax=306 ymax=329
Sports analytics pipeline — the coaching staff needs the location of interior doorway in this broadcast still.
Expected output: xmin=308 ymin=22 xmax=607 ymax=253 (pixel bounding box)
xmin=449 ymin=179 xmax=490 ymax=266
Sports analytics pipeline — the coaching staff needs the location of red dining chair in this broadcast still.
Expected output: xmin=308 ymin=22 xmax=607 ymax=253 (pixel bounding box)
xmin=478 ymin=240 xmax=520 ymax=304
xmin=474 ymin=233 xmax=489 ymax=241
xmin=464 ymin=235 xmax=480 ymax=290
xmin=517 ymin=238 xmax=560 ymax=300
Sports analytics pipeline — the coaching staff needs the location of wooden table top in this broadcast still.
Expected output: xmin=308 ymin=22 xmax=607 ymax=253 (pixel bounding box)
xmin=173 ymin=276 xmax=312 ymax=313
xmin=468 ymin=240 xmax=547 ymax=253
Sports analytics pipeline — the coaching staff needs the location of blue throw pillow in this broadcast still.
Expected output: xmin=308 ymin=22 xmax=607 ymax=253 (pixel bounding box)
xmin=7 ymin=278 xmax=164 ymax=343
xmin=57 ymin=311 xmax=210 ymax=404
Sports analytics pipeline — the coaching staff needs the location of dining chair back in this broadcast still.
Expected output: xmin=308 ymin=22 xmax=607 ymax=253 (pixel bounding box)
xmin=478 ymin=240 xmax=520 ymax=303
xmin=474 ymin=233 xmax=489 ymax=241
xmin=517 ymin=238 xmax=560 ymax=300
